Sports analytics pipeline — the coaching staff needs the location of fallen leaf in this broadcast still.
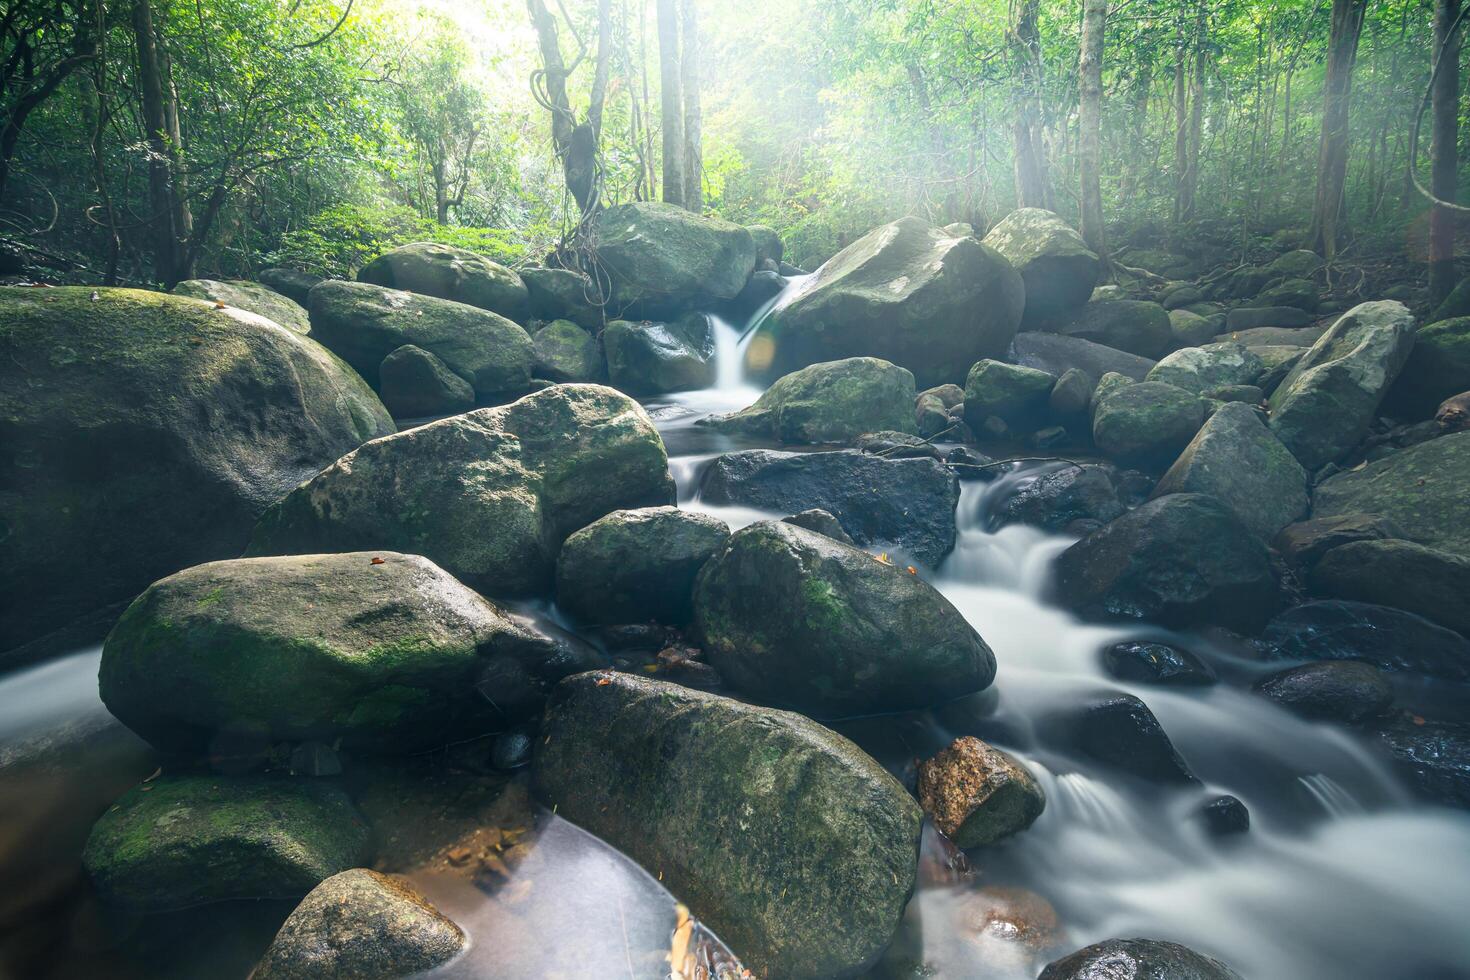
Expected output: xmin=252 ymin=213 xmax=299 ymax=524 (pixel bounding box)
xmin=370 ymin=556 xmax=385 ymax=565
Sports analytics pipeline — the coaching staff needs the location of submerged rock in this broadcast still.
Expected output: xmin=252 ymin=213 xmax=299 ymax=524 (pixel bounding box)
xmin=1101 ymin=641 xmax=1217 ymax=686
xmin=532 ymin=319 xmax=602 ymax=383
xmin=0 ymin=286 xmax=393 ymax=651
xmin=917 ymin=737 xmax=1045 ymax=847
xmin=697 ymin=449 xmax=959 ymax=566
xmin=1069 ymin=693 xmax=1198 ymax=784
xmin=1197 ymin=795 xmax=1251 ymax=836
xmin=590 ymin=201 xmax=757 ymax=314
xmin=1310 ymin=539 xmax=1470 ymax=635
xmin=174 ymin=278 xmax=311 ymax=333
xmin=704 ymin=357 xmax=917 ymax=443
xmin=603 ymin=313 xmax=716 ymax=394
xmin=692 ymin=520 xmax=994 ymax=716
xmin=1052 ymin=300 xmax=1174 ymax=359
xmin=249 ymin=384 xmax=672 ymax=596
xmin=100 ymin=553 xmax=591 ymax=753
xmin=83 ymin=776 xmax=369 ymax=911
xmin=357 ymin=242 xmax=529 ymax=323
xmin=555 ymin=507 xmax=729 ymax=626
xmin=1370 ymin=716 xmax=1470 ymax=809
xmin=253 ymin=869 xmax=465 ymax=980
xmin=1252 ymin=660 xmax=1393 ymax=724
xmin=747 ymin=216 xmax=1024 ymax=388
xmin=532 ymin=671 xmax=921 ymax=980
xmin=1262 ymin=600 xmax=1470 ymax=682
xmin=981 ymin=208 xmax=1100 ymax=326
xmin=1040 ymin=938 xmax=1242 ymax=980
xmin=377 ymin=344 xmax=475 ymax=417
xmin=991 ymin=464 xmax=1124 ymax=533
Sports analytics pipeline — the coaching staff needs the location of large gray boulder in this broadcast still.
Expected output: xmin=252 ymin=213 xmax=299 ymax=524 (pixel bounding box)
xmin=0 ymin=287 xmax=393 ymax=651
xmin=1009 ymin=330 xmax=1157 ymax=382
xmin=174 ymin=278 xmax=311 ymax=333
xmin=698 ymin=449 xmax=959 ymax=566
xmin=83 ymin=776 xmax=370 ymax=911
xmin=1153 ymin=402 xmax=1307 ymax=539
xmin=522 ymin=266 xmax=603 ymax=330
xmin=746 ymin=216 xmax=1024 ymax=388
xmin=1146 ymin=342 xmax=1264 ymax=394
xmin=704 ymin=357 xmax=917 ymax=443
xmin=693 ymin=520 xmax=994 ymax=716
xmin=249 ymin=385 xmax=672 ymax=596
xmin=1382 ymin=316 xmax=1470 ymax=420
xmin=981 ymin=208 xmax=1100 ymax=326
xmin=1311 ymin=431 xmax=1470 ymax=559
xmin=99 ymin=553 xmax=593 ymax=753
xmin=258 ymin=268 xmax=323 ymax=306
xmin=253 ymin=869 xmax=465 ymax=980
xmin=589 ymin=201 xmax=757 ymax=314
xmin=1051 ymin=300 xmax=1174 ymax=359
xmin=1053 ymin=493 xmax=1279 ymax=630
xmin=1268 ymin=300 xmax=1415 ymax=470
xmin=532 ymin=672 xmax=922 ymax=979
xmin=357 ymin=242 xmax=529 ymax=323
xmin=308 ymin=279 xmax=535 ymax=399
xmin=1092 ymin=381 xmax=1205 ymax=464
xmin=377 ymin=344 xmax=475 ymax=417
xmin=603 ymin=313 xmax=716 ymax=394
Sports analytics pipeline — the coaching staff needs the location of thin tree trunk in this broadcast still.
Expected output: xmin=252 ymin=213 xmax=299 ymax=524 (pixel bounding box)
xmin=1120 ymin=59 xmax=1151 ymax=205
xmin=1078 ymin=0 xmax=1108 ymax=260
xmin=526 ymin=0 xmax=601 ymax=215
xmin=1010 ymin=0 xmax=1048 ymax=207
xmin=1182 ymin=11 xmax=1206 ymax=218
xmin=1308 ymin=0 xmax=1368 ymax=258
xmin=680 ymin=0 xmax=702 ymax=210
xmin=1172 ymin=21 xmax=1190 ymax=223
xmin=656 ymin=0 xmax=685 ymax=208
xmin=132 ymin=0 xmax=186 ymax=285
xmin=1430 ymin=0 xmax=1462 ymax=303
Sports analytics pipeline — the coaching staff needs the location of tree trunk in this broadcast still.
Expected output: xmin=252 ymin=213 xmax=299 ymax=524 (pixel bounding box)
xmin=132 ymin=0 xmax=187 ymax=285
xmin=1308 ymin=0 xmax=1368 ymax=259
xmin=656 ymin=0 xmax=685 ymax=208
xmin=680 ymin=0 xmax=703 ymax=211
xmin=1429 ymin=0 xmax=1462 ymax=304
xmin=1078 ymin=0 xmax=1108 ymax=260
xmin=526 ymin=0 xmax=599 ymax=215
xmin=1181 ymin=15 xmax=1205 ymax=219
xmin=1010 ymin=0 xmax=1048 ymax=207
xmin=1171 ymin=24 xmax=1190 ymax=223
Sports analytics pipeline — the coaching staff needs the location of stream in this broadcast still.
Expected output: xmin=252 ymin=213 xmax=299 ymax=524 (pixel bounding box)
xmin=3 ymin=285 xmax=1470 ymax=979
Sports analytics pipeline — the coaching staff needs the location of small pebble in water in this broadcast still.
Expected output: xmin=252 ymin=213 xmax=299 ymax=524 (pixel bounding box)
xmin=491 ymin=731 xmax=533 ymax=771
xmin=1198 ymin=794 xmax=1251 ymax=836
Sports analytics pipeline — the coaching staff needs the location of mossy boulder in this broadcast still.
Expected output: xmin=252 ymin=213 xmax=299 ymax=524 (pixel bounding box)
xmin=378 ymin=344 xmax=475 ymax=418
xmin=555 ymin=507 xmax=729 ymax=626
xmin=1146 ymin=342 xmax=1263 ymax=394
xmin=603 ymin=313 xmax=716 ymax=394
xmin=1153 ymin=402 xmax=1307 ymax=539
xmin=1267 ymin=249 xmax=1324 ymax=279
xmin=357 ymin=242 xmax=529 ymax=324
xmin=747 ymin=216 xmax=1024 ymax=388
xmin=916 ymin=383 xmax=965 ymax=436
xmin=0 ymin=286 xmax=393 ymax=651
xmin=1092 ymin=381 xmax=1204 ymax=464
xmin=100 ymin=553 xmax=590 ymax=753
xmin=82 ymin=775 xmax=370 ymax=912
xmin=1169 ymin=309 xmax=1219 ymax=348
xmin=692 ymin=520 xmax=994 ymax=716
xmin=532 ymin=671 xmax=922 ymax=980
xmin=532 ymin=319 xmax=602 ymax=383
xmin=704 ymin=357 xmax=917 ymax=444
xmin=981 ymin=208 xmax=1100 ymax=326
xmin=1247 ymin=276 xmax=1318 ymax=312
xmin=253 ymin=869 xmax=465 ymax=980
xmin=258 ymin=268 xmax=324 ymax=306
xmin=1010 ymin=331 xmax=1157 ymax=383
xmin=307 ymin=279 xmax=535 ymax=399
xmin=1053 ymin=493 xmax=1280 ymax=630
xmin=1382 ymin=316 xmax=1470 ymax=420
xmin=963 ymin=358 xmax=1056 ymax=432
xmin=522 ymin=266 xmax=603 ymax=330
xmin=1052 ymin=300 xmax=1174 ymax=359
xmin=174 ymin=278 xmax=310 ymax=333
xmin=1268 ymin=300 xmax=1415 ymax=470
xmin=748 ymin=224 xmax=784 ymax=265
xmin=249 ymin=385 xmax=673 ymax=596
xmin=589 ymin=201 xmax=757 ymax=315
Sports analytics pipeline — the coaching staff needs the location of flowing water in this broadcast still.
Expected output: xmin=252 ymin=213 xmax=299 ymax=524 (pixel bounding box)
xmin=4 ymin=279 xmax=1470 ymax=978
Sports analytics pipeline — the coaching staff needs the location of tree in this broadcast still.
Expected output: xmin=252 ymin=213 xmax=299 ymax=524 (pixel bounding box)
xmin=1009 ymin=0 xmax=1049 ymax=208
xmin=1429 ymin=0 xmax=1462 ymax=303
xmin=0 ymin=0 xmax=95 ymax=203
xmin=681 ymin=0 xmax=703 ymax=211
xmin=393 ymin=19 xmax=487 ymax=225
xmin=657 ymin=0 xmax=685 ymax=207
xmin=1308 ymin=0 xmax=1368 ymax=258
xmin=527 ymin=0 xmax=613 ymax=216
xmin=131 ymin=0 xmax=191 ymax=285
xmin=1077 ymin=0 xmax=1108 ymax=260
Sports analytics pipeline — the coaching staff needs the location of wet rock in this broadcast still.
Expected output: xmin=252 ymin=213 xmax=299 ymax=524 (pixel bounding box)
xmin=693 ymin=520 xmax=994 ymax=716
xmin=358 ymin=242 xmax=528 ymax=323
xmin=378 ymin=344 xmax=475 ymax=417
xmin=704 ymin=356 xmax=917 ymax=443
xmin=1070 ymin=693 xmax=1198 ymax=784
xmin=83 ymin=776 xmax=369 ymax=912
xmin=532 ymin=319 xmax=602 ymax=383
xmin=1092 ymin=381 xmax=1204 ymax=465
xmin=532 ymin=672 xmax=921 ymax=980
xmin=1102 ymin=641 xmax=1217 ymax=686
xmin=491 ymin=730 xmax=533 ymax=770
xmin=1310 ymin=539 xmax=1470 ymax=635
xmin=954 ymin=886 xmax=1063 ymax=964
xmin=1049 ymin=368 xmax=1095 ymax=419
xmin=591 ymin=201 xmax=757 ymax=315
xmin=603 ymin=313 xmax=716 ymax=395
xmin=1223 ymin=307 xmax=1314 ymax=333
xmin=1146 ymin=342 xmax=1263 ymax=395
xmin=1197 ymin=795 xmax=1250 ymax=836
xmin=1381 ymin=317 xmax=1470 ymax=420
xmin=249 ymin=385 xmax=672 ymax=596
xmin=698 ymin=449 xmax=959 ymax=566
xmin=253 ymin=869 xmax=464 ymax=979
xmin=1438 ymin=390 xmax=1470 ymax=432
xmin=916 ymin=737 xmax=1045 ymax=847
xmin=1011 ymin=331 xmax=1157 ymax=383
xmin=555 ymin=507 xmax=729 ymax=626
xmin=101 ymin=553 xmax=593 ymax=753
xmin=725 ymin=268 xmax=787 ymax=319
xmin=175 ymin=278 xmax=311 ymax=333
xmin=747 ymin=216 xmax=1024 ymax=388
xmin=1052 ymin=300 xmax=1174 ymax=359
xmin=1169 ymin=309 xmax=1218 ymax=348
xmin=1040 ymin=938 xmax=1242 ymax=980
xmin=964 ymin=359 xmax=1056 ymax=432
xmin=856 ymin=430 xmax=941 ymax=459
xmin=1262 ymin=600 xmax=1470 ymax=682
xmin=1054 ymin=494 xmax=1279 ymax=631
xmin=947 ymin=446 xmax=1002 ymax=481
xmin=1370 ymin=716 xmax=1470 ymax=809
xmin=992 ymin=464 xmax=1124 ymax=532
xmin=258 ymin=267 xmax=323 ymax=306
xmin=916 ymin=383 xmax=966 ymax=437
xmin=1253 ymin=660 xmax=1393 ymax=723
xmin=782 ymin=508 xmax=856 ymax=545
xmin=981 ymin=208 xmax=1100 ymax=325
xmin=1274 ymin=513 xmax=1403 ymax=570
xmin=522 ymin=266 xmax=603 ymax=330
xmin=1152 ymin=401 xmax=1308 ymax=540
xmin=1311 ymin=431 xmax=1470 ymax=559
xmin=0 ymin=286 xmax=393 ymax=651
xmin=308 ymin=279 xmax=535 ymax=398
xmin=1267 ymin=300 xmax=1415 ymax=470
